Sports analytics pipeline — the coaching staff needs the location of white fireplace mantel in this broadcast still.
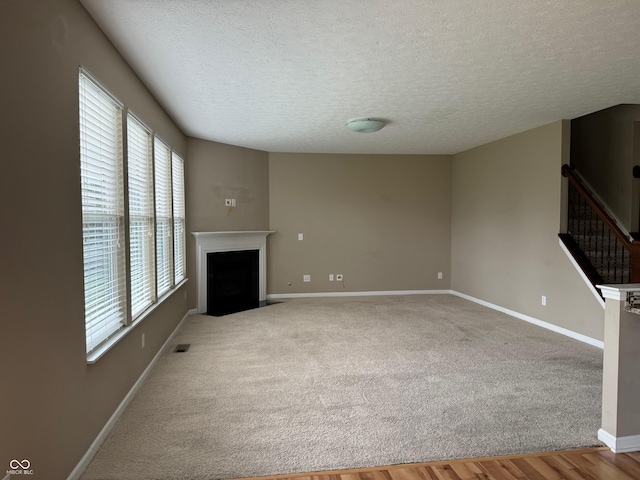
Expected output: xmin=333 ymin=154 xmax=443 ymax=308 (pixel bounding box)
xmin=192 ymin=231 xmax=275 ymax=314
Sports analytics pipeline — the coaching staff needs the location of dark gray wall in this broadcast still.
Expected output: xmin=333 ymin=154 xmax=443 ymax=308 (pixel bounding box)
xmin=571 ymin=104 xmax=640 ymax=232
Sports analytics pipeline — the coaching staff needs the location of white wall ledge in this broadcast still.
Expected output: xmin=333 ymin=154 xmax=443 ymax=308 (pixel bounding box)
xmin=192 ymin=230 xmax=276 ymax=237
xmin=86 ymin=278 xmax=188 ymax=364
xmin=597 ymin=283 xmax=640 ymax=301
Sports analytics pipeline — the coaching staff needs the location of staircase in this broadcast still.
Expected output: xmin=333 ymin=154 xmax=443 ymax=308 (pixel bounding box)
xmin=559 ymin=164 xmax=640 ymax=295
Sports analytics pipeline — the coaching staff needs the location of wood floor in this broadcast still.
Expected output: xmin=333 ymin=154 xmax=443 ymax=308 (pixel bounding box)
xmin=236 ymin=448 xmax=640 ymax=480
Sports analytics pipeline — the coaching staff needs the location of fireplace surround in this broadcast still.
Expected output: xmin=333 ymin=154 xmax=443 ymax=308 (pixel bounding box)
xmin=192 ymin=231 xmax=274 ymax=314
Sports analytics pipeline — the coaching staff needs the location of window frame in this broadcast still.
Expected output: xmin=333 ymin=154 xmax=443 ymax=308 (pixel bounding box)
xmin=79 ymin=68 xmax=128 ymax=354
xmin=79 ymin=67 xmax=187 ymax=363
xmin=126 ymin=112 xmax=156 ymax=320
xmin=154 ymin=136 xmax=174 ymax=296
xmin=172 ymin=152 xmax=186 ymax=284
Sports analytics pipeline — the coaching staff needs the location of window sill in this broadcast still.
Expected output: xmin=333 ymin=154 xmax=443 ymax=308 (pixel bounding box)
xmin=87 ymin=278 xmax=189 ymax=364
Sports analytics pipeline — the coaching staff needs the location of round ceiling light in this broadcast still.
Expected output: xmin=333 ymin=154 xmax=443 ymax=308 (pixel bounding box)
xmin=346 ymin=118 xmax=386 ymax=133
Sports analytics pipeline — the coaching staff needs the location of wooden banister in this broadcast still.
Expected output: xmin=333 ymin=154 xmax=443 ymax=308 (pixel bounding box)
xmin=561 ymin=164 xmax=633 ymax=248
xmin=561 ymin=164 xmax=640 ymax=283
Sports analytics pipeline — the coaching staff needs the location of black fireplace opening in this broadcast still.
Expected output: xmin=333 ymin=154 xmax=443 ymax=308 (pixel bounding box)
xmin=207 ymin=250 xmax=259 ymax=316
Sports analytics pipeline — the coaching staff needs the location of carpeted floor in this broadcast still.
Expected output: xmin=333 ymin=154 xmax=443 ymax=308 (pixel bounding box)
xmin=80 ymin=295 xmax=603 ymax=480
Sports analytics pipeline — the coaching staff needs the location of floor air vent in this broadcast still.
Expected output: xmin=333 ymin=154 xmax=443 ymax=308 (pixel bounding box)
xmin=174 ymin=344 xmax=190 ymax=353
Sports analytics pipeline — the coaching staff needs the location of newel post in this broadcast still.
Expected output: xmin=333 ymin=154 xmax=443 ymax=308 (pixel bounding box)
xmin=596 ymin=284 xmax=640 ymax=453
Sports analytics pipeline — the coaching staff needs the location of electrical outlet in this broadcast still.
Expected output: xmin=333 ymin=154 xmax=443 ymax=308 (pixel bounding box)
xmin=541 ymin=295 xmax=547 ymax=306
xmin=225 ymin=199 xmax=232 ymax=206
xmin=298 ymin=233 xmax=304 ymax=240
xmin=141 ymin=333 xmax=145 ymax=349
xmin=336 ymin=274 xmax=343 ymax=281
xmin=438 ymin=272 xmax=443 ymax=280
xmin=231 ymin=199 xmax=237 ymax=207
xmin=329 ymin=274 xmax=334 ymax=281
xmin=303 ymin=275 xmax=311 ymax=282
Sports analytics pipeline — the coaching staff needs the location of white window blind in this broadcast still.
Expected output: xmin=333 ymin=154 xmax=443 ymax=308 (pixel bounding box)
xmin=127 ymin=114 xmax=155 ymax=318
xmin=155 ymin=138 xmax=173 ymax=295
xmin=79 ymin=70 xmax=127 ymax=353
xmin=172 ymin=152 xmax=186 ymax=284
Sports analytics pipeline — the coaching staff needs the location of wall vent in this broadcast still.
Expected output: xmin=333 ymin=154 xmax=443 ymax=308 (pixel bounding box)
xmin=174 ymin=344 xmax=190 ymax=353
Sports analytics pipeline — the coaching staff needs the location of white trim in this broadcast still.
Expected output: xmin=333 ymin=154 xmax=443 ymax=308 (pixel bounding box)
xmin=192 ymin=231 xmax=274 ymax=313
xmin=598 ymin=428 xmax=640 ymax=453
xmin=450 ymin=291 xmax=604 ymax=349
xmin=267 ymin=290 xmax=452 ymax=299
xmin=597 ymin=283 xmax=640 ymax=301
xmin=558 ymin=239 xmax=606 ymax=309
xmin=79 ymin=66 xmax=124 ymax=108
xmin=67 ymin=309 xmax=193 ymax=480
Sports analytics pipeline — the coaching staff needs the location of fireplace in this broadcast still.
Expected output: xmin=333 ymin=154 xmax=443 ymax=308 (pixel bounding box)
xmin=207 ymin=250 xmax=259 ymax=316
xmin=192 ymin=231 xmax=274 ymax=314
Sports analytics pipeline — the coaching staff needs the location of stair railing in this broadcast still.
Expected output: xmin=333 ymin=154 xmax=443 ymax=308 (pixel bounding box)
xmin=561 ymin=164 xmax=640 ymax=284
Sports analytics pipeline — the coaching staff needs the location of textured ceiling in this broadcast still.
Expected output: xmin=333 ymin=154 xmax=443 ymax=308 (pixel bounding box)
xmin=79 ymin=0 xmax=640 ymax=154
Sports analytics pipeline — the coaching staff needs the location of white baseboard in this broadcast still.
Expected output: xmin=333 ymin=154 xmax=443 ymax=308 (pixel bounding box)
xmin=188 ymin=308 xmax=198 ymax=316
xmin=268 ymin=290 xmax=452 ymax=299
xmin=450 ymin=291 xmax=604 ymax=349
xmin=66 ymin=309 xmax=193 ymax=480
xmin=598 ymin=428 xmax=640 ymax=453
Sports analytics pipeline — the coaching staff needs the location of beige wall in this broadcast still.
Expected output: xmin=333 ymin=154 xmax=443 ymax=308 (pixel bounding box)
xmin=185 ymin=137 xmax=270 ymax=306
xmin=268 ymin=154 xmax=452 ymax=294
xmin=570 ymin=104 xmax=640 ymax=232
xmin=451 ymin=121 xmax=604 ymax=341
xmin=0 ymin=1 xmax=188 ymax=479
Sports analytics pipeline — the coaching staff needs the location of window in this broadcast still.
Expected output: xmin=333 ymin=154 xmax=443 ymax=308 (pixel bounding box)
xmin=79 ymin=70 xmax=127 ymax=353
xmin=172 ymin=153 xmax=186 ymax=284
xmin=127 ymin=114 xmax=155 ymax=318
xmin=79 ymin=68 xmax=186 ymax=358
xmin=154 ymin=138 xmax=173 ymax=295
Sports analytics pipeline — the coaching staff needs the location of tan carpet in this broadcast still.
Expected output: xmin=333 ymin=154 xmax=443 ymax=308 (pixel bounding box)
xmin=80 ymin=295 xmax=602 ymax=480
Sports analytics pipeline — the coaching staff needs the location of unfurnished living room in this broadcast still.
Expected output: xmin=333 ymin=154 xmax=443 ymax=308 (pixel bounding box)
xmin=3 ymin=1 xmax=640 ymax=479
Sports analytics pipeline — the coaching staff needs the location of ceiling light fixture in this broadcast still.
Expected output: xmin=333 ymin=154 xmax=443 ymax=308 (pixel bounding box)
xmin=346 ymin=118 xmax=386 ymax=133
